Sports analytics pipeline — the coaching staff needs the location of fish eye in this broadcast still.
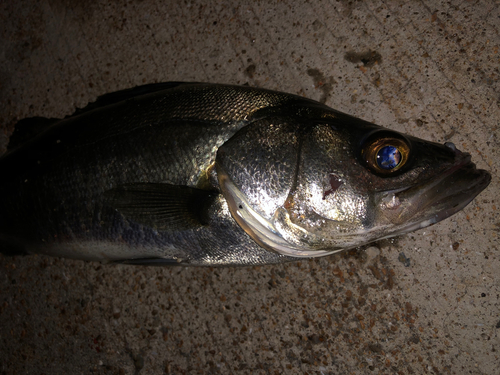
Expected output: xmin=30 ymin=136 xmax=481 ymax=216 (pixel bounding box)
xmin=360 ymin=133 xmax=411 ymax=175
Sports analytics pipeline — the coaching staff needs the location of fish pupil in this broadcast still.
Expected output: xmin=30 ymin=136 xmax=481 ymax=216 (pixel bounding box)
xmin=377 ymin=145 xmax=401 ymax=170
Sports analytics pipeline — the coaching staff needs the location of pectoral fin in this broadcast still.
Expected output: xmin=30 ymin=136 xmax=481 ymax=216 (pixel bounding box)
xmin=104 ymin=183 xmax=217 ymax=231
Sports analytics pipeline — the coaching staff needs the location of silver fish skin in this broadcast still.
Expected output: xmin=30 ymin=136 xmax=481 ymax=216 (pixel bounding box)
xmin=0 ymin=83 xmax=491 ymax=266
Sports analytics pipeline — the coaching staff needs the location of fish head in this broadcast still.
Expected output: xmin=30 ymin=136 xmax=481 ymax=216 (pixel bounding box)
xmin=216 ymin=113 xmax=491 ymax=258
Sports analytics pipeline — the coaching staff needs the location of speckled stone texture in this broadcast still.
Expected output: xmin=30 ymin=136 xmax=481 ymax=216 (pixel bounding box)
xmin=0 ymin=0 xmax=498 ymax=374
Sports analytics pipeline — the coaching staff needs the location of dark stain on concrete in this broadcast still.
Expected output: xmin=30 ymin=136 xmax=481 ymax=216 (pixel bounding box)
xmin=398 ymin=252 xmax=411 ymax=267
xmin=244 ymin=64 xmax=256 ymax=79
xmin=344 ymin=50 xmax=382 ymax=67
xmin=306 ymin=68 xmax=335 ymax=103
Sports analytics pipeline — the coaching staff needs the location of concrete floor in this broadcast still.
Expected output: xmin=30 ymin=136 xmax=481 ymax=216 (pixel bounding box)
xmin=0 ymin=0 xmax=498 ymax=374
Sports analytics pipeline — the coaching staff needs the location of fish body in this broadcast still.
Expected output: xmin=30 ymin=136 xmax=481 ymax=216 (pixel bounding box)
xmin=0 ymin=83 xmax=491 ymax=265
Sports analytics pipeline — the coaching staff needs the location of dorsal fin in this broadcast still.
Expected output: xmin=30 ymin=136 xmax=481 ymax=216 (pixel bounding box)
xmin=7 ymin=82 xmax=195 ymax=151
xmin=71 ymin=82 xmax=190 ymax=117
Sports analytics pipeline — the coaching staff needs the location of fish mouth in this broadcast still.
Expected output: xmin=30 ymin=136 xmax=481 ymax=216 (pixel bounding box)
xmin=381 ymin=149 xmax=491 ymax=235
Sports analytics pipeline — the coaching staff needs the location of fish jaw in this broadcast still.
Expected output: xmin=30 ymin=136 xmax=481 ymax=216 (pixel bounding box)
xmin=374 ymin=148 xmax=491 ymax=237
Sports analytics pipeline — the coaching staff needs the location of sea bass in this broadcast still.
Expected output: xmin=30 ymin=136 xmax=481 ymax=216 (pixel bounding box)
xmin=0 ymin=83 xmax=491 ymax=265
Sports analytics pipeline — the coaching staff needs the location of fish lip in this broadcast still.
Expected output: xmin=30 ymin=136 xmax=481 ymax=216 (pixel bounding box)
xmin=383 ymin=150 xmax=491 ymax=232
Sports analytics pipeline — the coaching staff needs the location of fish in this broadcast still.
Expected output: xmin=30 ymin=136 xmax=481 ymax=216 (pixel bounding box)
xmin=0 ymin=82 xmax=491 ymax=266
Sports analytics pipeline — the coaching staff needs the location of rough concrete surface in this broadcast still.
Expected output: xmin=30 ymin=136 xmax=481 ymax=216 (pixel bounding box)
xmin=0 ymin=0 xmax=498 ymax=374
